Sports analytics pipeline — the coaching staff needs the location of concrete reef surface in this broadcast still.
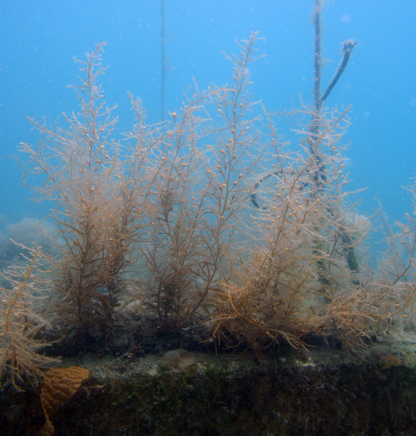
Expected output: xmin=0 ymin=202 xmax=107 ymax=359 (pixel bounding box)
xmin=1 ymin=345 xmax=416 ymax=436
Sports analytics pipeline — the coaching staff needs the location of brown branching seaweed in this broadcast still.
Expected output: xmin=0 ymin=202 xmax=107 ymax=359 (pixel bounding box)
xmin=9 ymin=29 xmax=416 ymax=363
xmin=0 ymin=248 xmax=58 ymax=390
xmin=19 ymin=43 xmax=149 ymax=335
xmin=140 ymin=33 xmax=267 ymax=334
xmin=209 ymin=104 xmax=399 ymax=351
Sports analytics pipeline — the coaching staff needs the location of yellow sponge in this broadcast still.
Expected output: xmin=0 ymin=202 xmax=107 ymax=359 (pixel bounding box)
xmin=39 ymin=366 xmax=90 ymax=436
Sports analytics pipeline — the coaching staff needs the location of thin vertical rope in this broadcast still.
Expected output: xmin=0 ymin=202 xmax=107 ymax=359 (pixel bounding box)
xmin=160 ymin=0 xmax=165 ymax=124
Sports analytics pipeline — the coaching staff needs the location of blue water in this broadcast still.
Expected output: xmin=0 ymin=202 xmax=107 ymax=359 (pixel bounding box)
xmin=1 ymin=0 xmax=415 ymax=237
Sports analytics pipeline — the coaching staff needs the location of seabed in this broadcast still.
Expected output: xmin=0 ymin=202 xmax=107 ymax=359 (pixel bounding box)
xmin=2 ymin=339 xmax=416 ymax=436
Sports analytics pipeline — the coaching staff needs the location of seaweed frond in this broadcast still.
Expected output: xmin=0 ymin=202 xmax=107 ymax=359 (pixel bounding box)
xmin=0 ymin=248 xmax=59 ymax=390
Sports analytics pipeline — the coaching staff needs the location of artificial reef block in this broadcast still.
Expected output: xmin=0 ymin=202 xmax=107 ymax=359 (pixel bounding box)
xmin=2 ymin=349 xmax=416 ymax=436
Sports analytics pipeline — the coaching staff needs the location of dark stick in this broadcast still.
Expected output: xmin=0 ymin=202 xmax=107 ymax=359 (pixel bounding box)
xmin=307 ymin=0 xmax=325 ymax=189
xmin=321 ymin=40 xmax=357 ymax=105
xmin=310 ymin=0 xmax=359 ymax=276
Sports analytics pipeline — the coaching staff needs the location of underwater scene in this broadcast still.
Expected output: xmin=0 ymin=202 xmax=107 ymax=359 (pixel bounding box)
xmin=1 ymin=0 xmax=416 ymax=435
